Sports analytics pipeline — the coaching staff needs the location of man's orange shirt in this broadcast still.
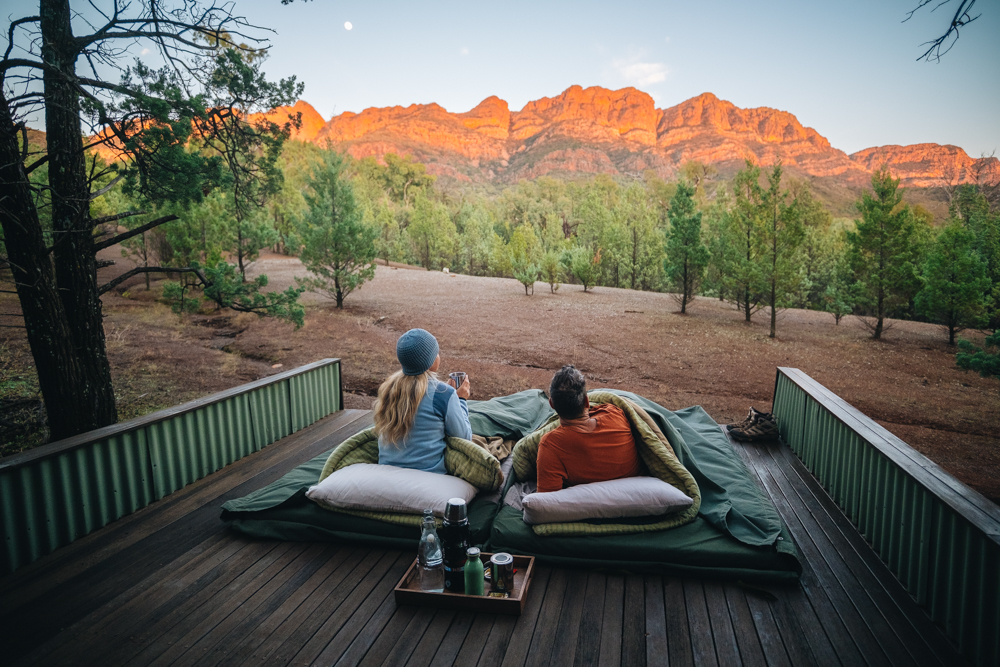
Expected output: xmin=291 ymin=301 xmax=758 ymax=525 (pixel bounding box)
xmin=536 ymin=403 xmax=642 ymax=493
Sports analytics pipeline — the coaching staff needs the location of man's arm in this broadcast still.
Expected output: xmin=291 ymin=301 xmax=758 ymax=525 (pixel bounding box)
xmin=536 ymin=437 xmax=567 ymax=493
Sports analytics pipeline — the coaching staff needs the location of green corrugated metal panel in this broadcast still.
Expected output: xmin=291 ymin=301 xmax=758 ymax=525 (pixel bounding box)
xmin=0 ymin=429 xmax=152 ymax=575
xmin=147 ymin=395 xmax=254 ymax=499
xmin=248 ymin=380 xmax=292 ymax=450
xmin=773 ymin=368 xmax=1000 ymax=666
xmin=289 ymin=362 xmax=340 ymax=432
xmin=0 ymin=359 xmax=342 ymax=576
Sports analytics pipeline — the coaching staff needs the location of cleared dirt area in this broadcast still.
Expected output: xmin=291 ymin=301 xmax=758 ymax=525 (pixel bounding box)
xmin=2 ymin=252 xmax=998 ymax=504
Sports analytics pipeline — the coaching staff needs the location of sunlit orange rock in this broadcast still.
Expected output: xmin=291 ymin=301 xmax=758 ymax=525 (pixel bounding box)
xmin=509 ymin=85 xmax=658 ymax=146
xmin=850 ymin=143 xmax=1000 ymax=187
xmin=66 ymin=86 xmax=994 ymax=193
xmin=259 ymin=100 xmax=326 ymax=142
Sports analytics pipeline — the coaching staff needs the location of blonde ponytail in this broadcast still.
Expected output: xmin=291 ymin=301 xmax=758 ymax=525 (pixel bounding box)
xmin=373 ymin=370 xmax=433 ymax=446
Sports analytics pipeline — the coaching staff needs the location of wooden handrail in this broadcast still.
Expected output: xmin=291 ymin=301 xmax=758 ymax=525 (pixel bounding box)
xmin=775 ymin=367 xmax=1000 ymax=541
xmin=0 ymin=358 xmax=341 ymax=472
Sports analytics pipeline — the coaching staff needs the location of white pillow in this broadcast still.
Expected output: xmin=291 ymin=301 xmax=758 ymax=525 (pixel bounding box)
xmin=306 ymin=463 xmax=477 ymax=517
xmin=521 ymin=476 xmax=694 ymax=525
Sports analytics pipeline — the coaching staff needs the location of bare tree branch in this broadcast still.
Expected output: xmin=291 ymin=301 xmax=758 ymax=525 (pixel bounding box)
xmin=904 ymin=0 xmax=982 ymax=62
xmin=98 ymin=265 xmax=203 ymax=295
xmin=91 ymin=209 xmax=148 ymax=225
xmin=88 ymin=173 xmax=124 ymax=200
xmin=92 ymin=214 xmax=179 ymax=251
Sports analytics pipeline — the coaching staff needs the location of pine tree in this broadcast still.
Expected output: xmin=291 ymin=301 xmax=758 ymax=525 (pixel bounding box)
xmin=846 ymin=167 xmax=924 ymax=339
xmin=664 ymin=181 xmax=709 ymax=313
xmin=294 ymin=150 xmax=377 ymax=308
xmin=759 ymin=164 xmax=805 ymax=338
xmin=915 ymin=221 xmax=989 ymax=344
xmin=727 ymin=161 xmax=767 ymax=322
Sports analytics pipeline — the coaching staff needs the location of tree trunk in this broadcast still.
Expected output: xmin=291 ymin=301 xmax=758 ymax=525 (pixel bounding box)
xmin=41 ymin=0 xmax=117 ymax=433
xmin=769 ymin=281 xmax=777 ymax=338
xmin=0 ymin=94 xmax=100 ymax=442
xmin=874 ymin=288 xmax=884 ymax=340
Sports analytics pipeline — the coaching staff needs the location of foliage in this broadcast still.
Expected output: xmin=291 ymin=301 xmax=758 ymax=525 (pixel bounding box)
xmin=0 ymin=0 xmax=302 ymax=439
xmin=163 ymin=262 xmax=304 ymax=324
xmin=540 ymin=250 xmax=563 ymax=293
xmin=759 ymin=164 xmax=806 ymax=338
xmin=957 ymin=331 xmax=1000 ymax=380
xmin=293 ymin=149 xmax=377 ymax=308
xmin=722 ymin=161 xmax=768 ymax=321
xmin=952 ymin=184 xmax=1000 ymax=329
xmin=569 ymin=246 xmax=600 ymax=292
xmin=664 ymin=181 xmax=709 ymax=313
xmin=408 ymin=195 xmax=457 ymax=270
xmin=822 ymin=254 xmax=856 ymax=325
xmin=915 ymin=221 xmax=989 ymax=344
xmin=846 ymin=167 xmax=926 ymax=339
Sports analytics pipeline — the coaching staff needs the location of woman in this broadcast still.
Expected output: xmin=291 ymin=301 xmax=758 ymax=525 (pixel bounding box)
xmin=375 ymin=328 xmax=473 ymax=474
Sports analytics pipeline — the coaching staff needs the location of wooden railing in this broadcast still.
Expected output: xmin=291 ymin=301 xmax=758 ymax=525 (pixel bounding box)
xmin=772 ymin=367 xmax=1000 ymax=666
xmin=0 ymin=359 xmax=342 ymax=575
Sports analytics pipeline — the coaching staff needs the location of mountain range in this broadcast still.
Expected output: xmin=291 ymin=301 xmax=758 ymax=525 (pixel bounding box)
xmin=267 ymin=86 xmax=998 ymax=199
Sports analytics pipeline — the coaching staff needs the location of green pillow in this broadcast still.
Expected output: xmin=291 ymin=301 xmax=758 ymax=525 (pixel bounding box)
xmin=510 ymin=391 xmax=701 ymax=537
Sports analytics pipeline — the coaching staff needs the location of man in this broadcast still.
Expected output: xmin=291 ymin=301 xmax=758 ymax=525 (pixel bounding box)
xmin=536 ymin=365 xmax=642 ymax=493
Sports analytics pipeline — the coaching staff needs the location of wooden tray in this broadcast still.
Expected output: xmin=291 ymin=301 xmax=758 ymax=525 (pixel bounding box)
xmin=394 ymin=552 xmax=535 ymax=615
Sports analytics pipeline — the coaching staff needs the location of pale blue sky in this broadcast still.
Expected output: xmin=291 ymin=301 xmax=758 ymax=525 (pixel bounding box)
xmin=4 ymin=0 xmax=998 ymax=157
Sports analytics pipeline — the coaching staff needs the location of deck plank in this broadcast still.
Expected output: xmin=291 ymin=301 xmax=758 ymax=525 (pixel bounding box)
xmin=683 ymin=579 xmax=718 ymax=667
xmin=703 ymin=582 xmax=741 ymax=666
xmin=498 ymin=566 xmax=552 ymax=667
xmin=523 ymin=567 xmax=570 ymax=667
xmin=724 ymin=584 xmax=767 ymax=667
xmin=766 ymin=444 xmax=964 ymax=666
xmin=310 ymin=552 xmax=411 ymax=665
xmin=428 ymin=607 xmax=475 ymax=667
xmin=236 ymin=546 xmax=374 ymax=666
xmin=597 ymin=574 xmax=625 ymax=667
xmin=1 ymin=409 xmax=969 ymax=667
xmin=573 ymin=572 xmax=607 ymax=667
xmin=405 ymin=609 xmax=457 ymax=667
xmin=381 ymin=606 xmax=437 ymax=667
xmin=186 ymin=542 xmax=336 ymax=666
xmin=208 ymin=545 xmax=360 ymax=667
xmin=477 ymin=614 xmax=518 ymax=667
xmin=0 ymin=409 xmax=371 ymax=610
xmin=549 ymin=568 xmax=589 ymax=667
xmin=453 ymin=614 xmax=498 ymax=666
xmin=752 ymin=444 xmax=927 ymax=667
xmin=645 ymin=575 xmax=670 ymax=667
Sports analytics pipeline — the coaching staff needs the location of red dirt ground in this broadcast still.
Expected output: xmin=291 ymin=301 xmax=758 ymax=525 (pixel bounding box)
xmin=2 ymin=252 xmax=998 ymax=504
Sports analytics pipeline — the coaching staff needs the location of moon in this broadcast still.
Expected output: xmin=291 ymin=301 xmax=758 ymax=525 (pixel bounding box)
xmin=344 ymin=21 xmax=352 ymax=30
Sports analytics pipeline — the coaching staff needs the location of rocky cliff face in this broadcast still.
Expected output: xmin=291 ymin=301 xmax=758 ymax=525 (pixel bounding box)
xmin=263 ymin=100 xmax=326 ymax=142
xmin=78 ymin=86 xmax=992 ymax=193
xmin=299 ymin=86 xmax=895 ymax=184
xmin=850 ymin=144 xmax=1000 ymax=188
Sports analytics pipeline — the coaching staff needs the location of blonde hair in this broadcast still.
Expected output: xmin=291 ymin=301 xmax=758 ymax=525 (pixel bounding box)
xmin=373 ymin=369 xmax=433 ymax=446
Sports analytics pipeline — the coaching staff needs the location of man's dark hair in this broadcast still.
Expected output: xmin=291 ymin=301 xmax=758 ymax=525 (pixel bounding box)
xmin=549 ymin=365 xmax=587 ymax=418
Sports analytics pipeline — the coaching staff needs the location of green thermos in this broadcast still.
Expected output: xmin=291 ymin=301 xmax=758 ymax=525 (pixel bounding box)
xmin=464 ymin=547 xmax=485 ymax=596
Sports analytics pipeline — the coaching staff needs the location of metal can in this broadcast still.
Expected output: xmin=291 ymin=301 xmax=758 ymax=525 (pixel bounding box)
xmin=490 ymin=552 xmax=515 ymax=596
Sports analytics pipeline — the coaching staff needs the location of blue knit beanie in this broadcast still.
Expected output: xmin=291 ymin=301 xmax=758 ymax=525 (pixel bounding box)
xmin=396 ymin=328 xmax=439 ymax=376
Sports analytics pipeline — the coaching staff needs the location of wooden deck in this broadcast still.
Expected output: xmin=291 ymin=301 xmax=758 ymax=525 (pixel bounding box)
xmin=0 ymin=409 xmax=968 ymax=666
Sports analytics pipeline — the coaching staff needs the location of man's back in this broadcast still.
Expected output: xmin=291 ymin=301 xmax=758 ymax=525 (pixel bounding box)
xmin=536 ymin=403 xmax=642 ymax=493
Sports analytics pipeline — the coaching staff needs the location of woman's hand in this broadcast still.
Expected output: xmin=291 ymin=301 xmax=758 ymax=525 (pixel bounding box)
xmin=448 ymin=375 xmax=472 ymax=399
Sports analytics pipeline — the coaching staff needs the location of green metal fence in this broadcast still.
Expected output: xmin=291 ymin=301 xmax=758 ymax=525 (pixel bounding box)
xmin=0 ymin=358 xmax=342 ymax=576
xmin=772 ymin=367 xmax=1000 ymax=666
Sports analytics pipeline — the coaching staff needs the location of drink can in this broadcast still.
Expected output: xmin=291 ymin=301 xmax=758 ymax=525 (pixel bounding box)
xmin=490 ymin=552 xmax=515 ymax=596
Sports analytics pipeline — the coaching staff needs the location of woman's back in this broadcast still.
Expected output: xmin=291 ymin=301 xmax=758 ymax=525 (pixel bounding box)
xmin=378 ymin=378 xmax=472 ymax=474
